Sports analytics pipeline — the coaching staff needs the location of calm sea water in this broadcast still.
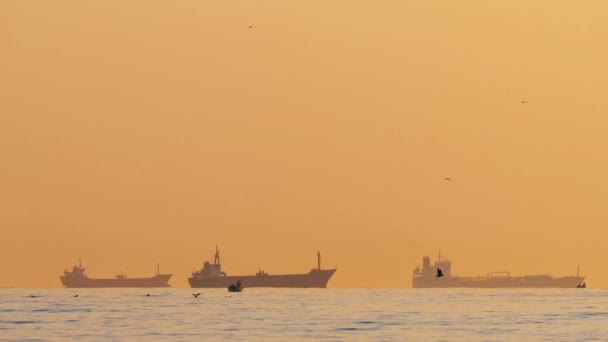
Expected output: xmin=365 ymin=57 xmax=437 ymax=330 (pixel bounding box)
xmin=1 ymin=288 xmax=607 ymax=341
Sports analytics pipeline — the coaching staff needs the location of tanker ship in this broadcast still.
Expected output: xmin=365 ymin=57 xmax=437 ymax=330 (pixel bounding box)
xmin=188 ymin=247 xmax=336 ymax=288
xmin=60 ymin=259 xmax=172 ymax=288
xmin=412 ymin=252 xmax=586 ymax=288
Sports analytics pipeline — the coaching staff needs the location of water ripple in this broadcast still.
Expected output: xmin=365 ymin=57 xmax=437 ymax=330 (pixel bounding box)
xmin=1 ymin=288 xmax=607 ymax=340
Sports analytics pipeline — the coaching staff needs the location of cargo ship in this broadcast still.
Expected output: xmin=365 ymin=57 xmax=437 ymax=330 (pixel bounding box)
xmin=60 ymin=258 xmax=172 ymax=288
xmin=412 ymin=252 xmax=586 ymax=288
xmin=188 ymin=247 xmax=336 ymax=288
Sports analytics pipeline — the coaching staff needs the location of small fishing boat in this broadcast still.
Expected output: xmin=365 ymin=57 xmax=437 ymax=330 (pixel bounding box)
xmin=228 ymin=280 xmax=244 ymax=292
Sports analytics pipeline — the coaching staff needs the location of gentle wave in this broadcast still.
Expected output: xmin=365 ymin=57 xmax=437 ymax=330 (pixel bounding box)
xmin=1 ymin=288 xmax=607 ymax=341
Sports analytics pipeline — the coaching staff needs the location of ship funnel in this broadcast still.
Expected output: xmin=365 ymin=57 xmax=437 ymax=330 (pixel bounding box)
xmin=318 ymin=252 xmax=321 ymax=271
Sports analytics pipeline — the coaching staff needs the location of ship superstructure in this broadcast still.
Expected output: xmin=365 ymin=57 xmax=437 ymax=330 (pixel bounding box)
xmin=60 ymin=258 xmax=172 ymax=288
xmin=412 ymin=252 xmax=585 ymax=288
xmin=188 ymin=246 xmax=336 ymax=288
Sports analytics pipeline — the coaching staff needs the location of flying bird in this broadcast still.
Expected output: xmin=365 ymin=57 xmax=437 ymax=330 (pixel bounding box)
xmin=193 ymin=293 xmax=201 ymax=298
xmin=521 ymin=100 xmax=527 ymax=104
xmin=444 ymin=178 xmax=451 ymax=181
xmin=249 ymin=26 xmax=253 ymax=29
xmin=436 ymin=268 xmax=444 ymax=278
xmin=74 ymin=294 xmax=79 ymax=298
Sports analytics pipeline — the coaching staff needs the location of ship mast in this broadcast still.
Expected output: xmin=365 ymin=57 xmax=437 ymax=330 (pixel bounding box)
xmin=214 ymin=245 xmax=220 ymax=265
xmin=317 ymin=252 xmax=321 ymax=271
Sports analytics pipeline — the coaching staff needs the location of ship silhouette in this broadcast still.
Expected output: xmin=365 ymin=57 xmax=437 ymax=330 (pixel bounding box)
xmin=188 ymin=246 xmax=336 ymax=288
xmin=60 ymin=258 xmax=172 ymax=288
xmin=412 ymin=251 xmax=586 ymax=288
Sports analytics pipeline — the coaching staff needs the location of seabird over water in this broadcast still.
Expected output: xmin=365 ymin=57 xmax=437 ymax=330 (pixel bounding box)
xmin=436 ymin=268 xmax=444 ymax=278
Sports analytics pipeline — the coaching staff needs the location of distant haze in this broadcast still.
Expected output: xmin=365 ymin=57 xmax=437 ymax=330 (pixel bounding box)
xmin=1 ymin=1 xmax=607 ymax=288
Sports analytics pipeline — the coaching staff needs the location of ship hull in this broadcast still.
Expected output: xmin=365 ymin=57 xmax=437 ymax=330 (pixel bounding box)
xmin=412 ymin=276 xmax=585 ymax=288
xmin=60 ymin=274 xmax=172 ymax=288
xmin=188 ymin=269 xmax=336 ymax=288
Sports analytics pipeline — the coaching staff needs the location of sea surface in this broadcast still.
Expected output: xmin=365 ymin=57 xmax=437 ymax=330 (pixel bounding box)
xmin=1 ymin=288 xmax=607 ymax=341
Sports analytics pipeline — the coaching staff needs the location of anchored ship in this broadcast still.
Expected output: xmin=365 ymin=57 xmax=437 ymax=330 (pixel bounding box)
xmin=188 ymin=246 xmax=336 ymax=288
xmin=412 ymin=252 xmax=586 ymax=288
xmin=60 ymin=258 xmax=172 ymax=288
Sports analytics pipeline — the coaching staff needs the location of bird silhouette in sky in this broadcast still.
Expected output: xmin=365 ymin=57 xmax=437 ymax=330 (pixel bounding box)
xmin=193 ymin=293 xmax=201 ymax=298
xmin=436 ymin=268 xmax=444 ymax=278
xmin=521 ymin=100 xmax=527 ymax=104
xmin=444 ymin=177 xmax=451 ymax=181
xmin=74 ymin=294 xmax=79 ymax=298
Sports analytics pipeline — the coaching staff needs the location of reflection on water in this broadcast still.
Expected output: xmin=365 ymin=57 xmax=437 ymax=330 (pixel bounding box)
xmin=1 ymin=288 xmax=607 ymax=340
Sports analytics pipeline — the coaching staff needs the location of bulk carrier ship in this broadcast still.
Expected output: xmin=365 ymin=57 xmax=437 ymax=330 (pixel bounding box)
xmin=188 ymin=247 xmax=336 ymax=288
xmin=60 ymin=259 xmax=172 ymax=288
xmin=412 ymin=252 xmax=585 ymax=288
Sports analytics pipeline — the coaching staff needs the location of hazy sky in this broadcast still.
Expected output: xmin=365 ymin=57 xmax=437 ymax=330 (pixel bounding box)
xmin=1 ymin=1 xmax=607 ymax=288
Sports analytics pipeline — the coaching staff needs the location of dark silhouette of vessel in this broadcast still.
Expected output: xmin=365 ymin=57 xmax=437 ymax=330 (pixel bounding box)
xmin=188 ymin=246 xmax=336 ymax=288
xmin=228 ymin=280 xmax=244 ymax=292
xmin=60 ymin=259 xmax=172 ymax=288
xmin=412 ymin=252 xmax=586 ymax=288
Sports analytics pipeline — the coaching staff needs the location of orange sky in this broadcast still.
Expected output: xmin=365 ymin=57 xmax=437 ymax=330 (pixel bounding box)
xmin=1 ymin=1 xmax=607 ymax=288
